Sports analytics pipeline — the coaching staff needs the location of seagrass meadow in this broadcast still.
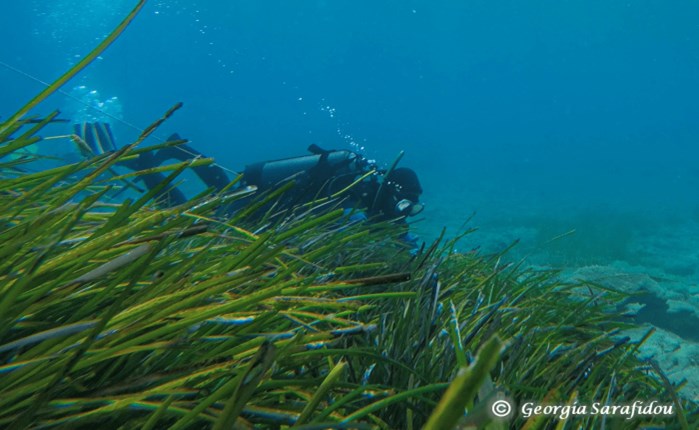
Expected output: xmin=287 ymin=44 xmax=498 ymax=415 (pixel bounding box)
xmin=1 ymin=2 xmax=698 ymax=429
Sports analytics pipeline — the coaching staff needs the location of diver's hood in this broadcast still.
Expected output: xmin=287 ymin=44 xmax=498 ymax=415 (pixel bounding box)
xmin=386 ymin=168 xmax=422 ymax=201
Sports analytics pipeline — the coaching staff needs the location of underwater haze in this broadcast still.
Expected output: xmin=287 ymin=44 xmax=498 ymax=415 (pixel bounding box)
xmin=2 ymin=0 xmax=699 ymax=270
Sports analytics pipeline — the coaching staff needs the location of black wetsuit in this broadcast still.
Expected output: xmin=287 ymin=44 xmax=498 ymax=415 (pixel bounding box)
xmin=120 ymin=134 xmax=230 ymax=207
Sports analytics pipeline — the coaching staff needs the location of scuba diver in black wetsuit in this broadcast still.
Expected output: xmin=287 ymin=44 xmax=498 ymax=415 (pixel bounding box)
xmin=74 ymin=122 xmax=424 ymax=225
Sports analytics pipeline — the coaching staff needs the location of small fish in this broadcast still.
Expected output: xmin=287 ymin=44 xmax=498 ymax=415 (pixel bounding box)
xmin=330 ymin=324 xmax=376 ymax=337
xmin=0 ymin=320 xmax=98 ymax=354
xmin=207 ymin=316 xmax=255 ymax=326
xmin=361 ymin=363 xmax=376 ymax=385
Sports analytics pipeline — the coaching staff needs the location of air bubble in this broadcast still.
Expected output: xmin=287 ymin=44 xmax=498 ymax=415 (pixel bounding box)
xmin=64 ymin=86 xmax=123 ymax=123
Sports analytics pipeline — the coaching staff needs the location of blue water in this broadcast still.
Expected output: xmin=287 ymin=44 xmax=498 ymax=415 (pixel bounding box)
xmin=2 ymin=0 xmax=699 ymax=265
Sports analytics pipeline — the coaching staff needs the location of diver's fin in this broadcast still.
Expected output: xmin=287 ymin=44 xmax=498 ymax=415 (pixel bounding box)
xmin=93 ymin=122 xmax=117 ymax=153
xmin=73 ymin=122 xmax=117 ymax=156
xmin=74 ymin=123 xmax=97 ymax=154
xmin=94 ymin=122 xmax=116 ymax=153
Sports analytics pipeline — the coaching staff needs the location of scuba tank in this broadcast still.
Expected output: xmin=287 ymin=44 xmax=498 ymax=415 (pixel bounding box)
xmin=243 ymin=144 xmax=367 ymax=192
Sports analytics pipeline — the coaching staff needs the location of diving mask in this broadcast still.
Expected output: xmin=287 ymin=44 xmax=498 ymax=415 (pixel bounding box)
xmin=395 ymin=199 xmax=424 ymax=217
